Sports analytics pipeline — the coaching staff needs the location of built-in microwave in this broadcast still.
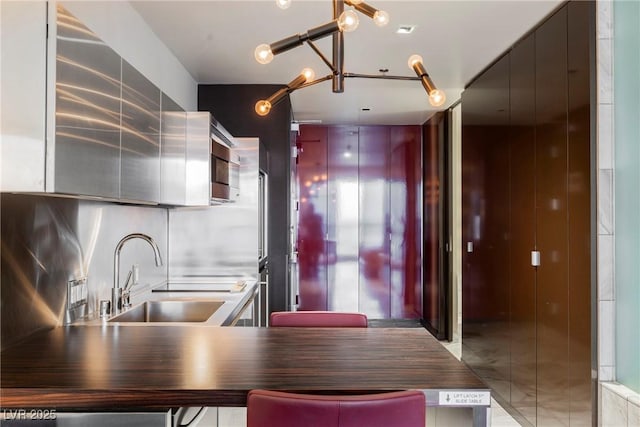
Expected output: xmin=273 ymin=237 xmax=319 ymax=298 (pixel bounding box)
xmin=211 ymin=137 xmax=239 ymax=200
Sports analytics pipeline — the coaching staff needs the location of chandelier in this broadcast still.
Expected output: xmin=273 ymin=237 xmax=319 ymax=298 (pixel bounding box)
xmin=253 ymin=0 xmax=446 ymax=116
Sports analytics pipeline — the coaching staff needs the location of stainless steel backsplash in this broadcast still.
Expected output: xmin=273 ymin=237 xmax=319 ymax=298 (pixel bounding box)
xmin=1 ymin=194 xmax=168 ymax=349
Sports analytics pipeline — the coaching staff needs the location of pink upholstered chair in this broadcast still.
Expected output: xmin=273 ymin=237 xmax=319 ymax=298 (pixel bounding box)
xmin=247 ymin=389 xmax=425 ymax=427
xmin=269 ymin=311 xmax=368 ymax=328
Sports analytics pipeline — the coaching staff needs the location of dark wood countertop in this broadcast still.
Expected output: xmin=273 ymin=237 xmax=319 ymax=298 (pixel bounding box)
xmin=1 ymin=326 xmax=486 ymax=410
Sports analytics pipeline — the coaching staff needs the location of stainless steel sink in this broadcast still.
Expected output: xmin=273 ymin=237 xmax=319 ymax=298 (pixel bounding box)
xmin=108 ymin=300 xmax=224 ymax=323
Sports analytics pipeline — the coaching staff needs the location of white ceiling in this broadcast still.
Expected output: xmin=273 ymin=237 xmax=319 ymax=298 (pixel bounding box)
xmin=131 ymin=0 xmax=562 ymax=125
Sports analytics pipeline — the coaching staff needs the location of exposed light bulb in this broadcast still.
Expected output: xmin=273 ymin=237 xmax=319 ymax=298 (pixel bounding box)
xmin=407 ymin=54 xmax=423 ymax=69
xmin=373 ymin=10 xmax=389 ymax=27
xmin=276 ymin=0 xmax=291 ymax=9
xmin=301 ymin=67 xmax=315 ymax=82
xmin=255 ymin=100 xmax=272 ymax=116
xmin=428 ymin=89 xmax=446 ymax=107
xmin=255 ymin=44 xmax=274 ymax=65
xmin=338 ymin=10 xmax=359 ymax=32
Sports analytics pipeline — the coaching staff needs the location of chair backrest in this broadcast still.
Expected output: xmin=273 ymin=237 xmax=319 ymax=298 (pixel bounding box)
xmin=269 ymin=311 xmax=368 ymax=328
xmin=247 ymin=389 xmax=425 ymax=427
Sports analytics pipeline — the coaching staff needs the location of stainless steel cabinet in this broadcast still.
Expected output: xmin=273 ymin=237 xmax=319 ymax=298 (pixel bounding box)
xmin=183 ymin=112 xmax=241 ymax=206
xmin=184 ymin=112 xmax=211 ymax=206
xmin=2 ymin=3 xmax=125 ymax=197
xmin=1 ymin=3 xmax=196 ymax=205
xmin=161 ymin=95 xmax=187 ymax=205
xmin=120 ymin=60 xmax=161 ymax=202
xmin=53 ymin=7 xmax=122 ymax=198
xmin=0 ymin=4 xmax=223 ymax=207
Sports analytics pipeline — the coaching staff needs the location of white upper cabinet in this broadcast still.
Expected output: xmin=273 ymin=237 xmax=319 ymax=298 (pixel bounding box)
xmin=0 ymin=1 xmax=47 ymax=192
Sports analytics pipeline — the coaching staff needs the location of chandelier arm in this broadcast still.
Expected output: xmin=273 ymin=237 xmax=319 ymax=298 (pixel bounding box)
xmin=305 ymin=40 xmax=337 ymax=74
xmin=344 ymin=72 xmax=421 ymax=81
xmin=270 ymin=21 xmax=340 ymax=56
xmin=306 ymin=20 xmax=341 ymax=41
xmin=296 ymin=74 xmax=334 ymax=91
xmin=332 ymin=0 xmax=345 ymax=93
xmin=347 ymin=1 xmax=378 ymax=19
xmin=410 ymin=61 xmax=437 ymax=93
xmin=270 ymin=34 xmax=305 ymax=56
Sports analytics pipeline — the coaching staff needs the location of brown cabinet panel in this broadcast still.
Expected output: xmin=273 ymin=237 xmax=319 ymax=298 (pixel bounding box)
xmin=567 ymin=1 xmax=594 ymax=424
xmin=462 ymin=3 xmax=593 ymax=425
xmin=535 ymin=6 xmax=570 ymax=426
xmin=461 ymin=53 xmax=511 ymax=401
xmin=423 ymin=113 xmax=445 ymax=336
xmin=509 ymin=32 xmax=537 ymax=427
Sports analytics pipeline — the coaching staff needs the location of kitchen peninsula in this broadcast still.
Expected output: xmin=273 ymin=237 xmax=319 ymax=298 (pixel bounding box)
xmin=1 ymin=327 xmax=491 ymax=426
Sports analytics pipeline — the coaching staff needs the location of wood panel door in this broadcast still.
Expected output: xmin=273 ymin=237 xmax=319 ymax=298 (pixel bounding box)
xmin=422 ymin=112 xmax=449 ymax=339
xmin=509 ymin=31 xmax=537 ymax=427
xmin=461 ymin=3 xmax=594 ymax=425
xmin=535 ymin=6 xmax=570 ymax=425
xmin=566 ymin=1 xmax=594 ymax=423
xmin=461 ymin=53 xmax=511 ymax=400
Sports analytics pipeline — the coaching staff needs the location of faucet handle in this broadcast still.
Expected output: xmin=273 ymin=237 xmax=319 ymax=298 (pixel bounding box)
xmin=123 ymin=269 xmax=134 ymax=291
xmin=123 ymin=264 xmax=139 ymax=291
xmin=132 ymin=264 xmax=139 ymax=286
xmin=122 ymin=289 xmax=131 ymax=309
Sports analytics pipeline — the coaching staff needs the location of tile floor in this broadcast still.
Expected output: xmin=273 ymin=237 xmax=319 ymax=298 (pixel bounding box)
xmin=189 ymin=329 xmax=522 ymax=427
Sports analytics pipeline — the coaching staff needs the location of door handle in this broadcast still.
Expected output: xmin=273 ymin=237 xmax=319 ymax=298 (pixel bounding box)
xmin=531 ymin=251 xmax=541 ymax=267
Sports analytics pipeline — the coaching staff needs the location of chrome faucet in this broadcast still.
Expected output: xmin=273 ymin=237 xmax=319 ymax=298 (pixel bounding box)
xmin=113 ymin=233 xmax=163 ymax=312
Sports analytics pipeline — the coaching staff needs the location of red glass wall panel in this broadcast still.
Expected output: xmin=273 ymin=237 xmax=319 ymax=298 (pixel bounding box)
xmin=327 ymin=127 xmax=360 ymax=313
xmin=358 ymin=126 xmax=391 ymax=318
xmin=390 ymin=126 xmax=422 ymax=319
xmin=297 ymin=125 xmax=421 ymax=319
xmin=296 ymin=126 xmax=328 ymax=310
